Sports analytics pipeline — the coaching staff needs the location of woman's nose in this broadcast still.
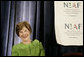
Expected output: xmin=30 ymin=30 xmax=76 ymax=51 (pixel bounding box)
xmin=22 ymin=32 xmax=26 ymax=35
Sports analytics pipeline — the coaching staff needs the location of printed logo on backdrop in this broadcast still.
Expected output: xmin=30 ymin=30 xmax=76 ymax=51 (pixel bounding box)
xmin=54 ymin=1 xmax=83 ymax=46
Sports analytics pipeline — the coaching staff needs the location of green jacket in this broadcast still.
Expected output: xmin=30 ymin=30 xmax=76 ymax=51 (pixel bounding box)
xmin=12 ymin=39 xmax=45 ymax=56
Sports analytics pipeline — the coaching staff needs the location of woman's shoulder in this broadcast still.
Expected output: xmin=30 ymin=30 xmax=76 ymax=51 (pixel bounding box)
xmin=12 ymin=43 xmax=22 ymax=50
xmin=33 ymin=39 xmax=40 ymax=44
xmin=32 ymin=39 xmax=44 ymax=49
xmin=32 ymin=39 xmax=42 ymax=46
xmin=33 ymin=39 xmax=39 ymax=42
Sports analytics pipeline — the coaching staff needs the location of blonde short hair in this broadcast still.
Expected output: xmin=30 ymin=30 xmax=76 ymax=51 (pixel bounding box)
xmin=16 ymin=21 xmax=32 ymax=36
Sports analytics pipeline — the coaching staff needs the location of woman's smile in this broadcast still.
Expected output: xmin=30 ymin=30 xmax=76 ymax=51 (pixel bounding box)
xmin=21 ymin=34 xmax=28 ymax=39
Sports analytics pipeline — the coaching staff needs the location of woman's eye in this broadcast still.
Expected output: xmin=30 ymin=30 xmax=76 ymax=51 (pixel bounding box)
xmin=25 ymin=30 xmax=28 ymax=32
xmin=20 ymin=31 xmax=23 ymax=33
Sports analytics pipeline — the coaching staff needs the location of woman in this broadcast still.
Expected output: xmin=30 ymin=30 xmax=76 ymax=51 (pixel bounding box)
xmin=12 ymin=21 xmax=45 ymax=56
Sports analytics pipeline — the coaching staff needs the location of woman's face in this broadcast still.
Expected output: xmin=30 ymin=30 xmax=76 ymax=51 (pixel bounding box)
xmin=19 ymin=26 xmax=30 ymax=42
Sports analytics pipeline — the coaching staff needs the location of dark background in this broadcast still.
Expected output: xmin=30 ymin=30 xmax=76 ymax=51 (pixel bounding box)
xmin=1 ymin=1 xmax=83 ymax=56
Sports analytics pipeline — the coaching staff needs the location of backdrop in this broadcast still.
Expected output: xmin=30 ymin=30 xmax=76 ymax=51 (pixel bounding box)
xmin=1 ymin=1 xmax=83 ymax=56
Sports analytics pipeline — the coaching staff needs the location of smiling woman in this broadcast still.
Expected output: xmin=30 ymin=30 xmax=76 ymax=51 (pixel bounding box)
xmin=16 ymin=21 xmax=32 ymax=44
xmin=12 ymin=21 xmax=45 ymax=56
